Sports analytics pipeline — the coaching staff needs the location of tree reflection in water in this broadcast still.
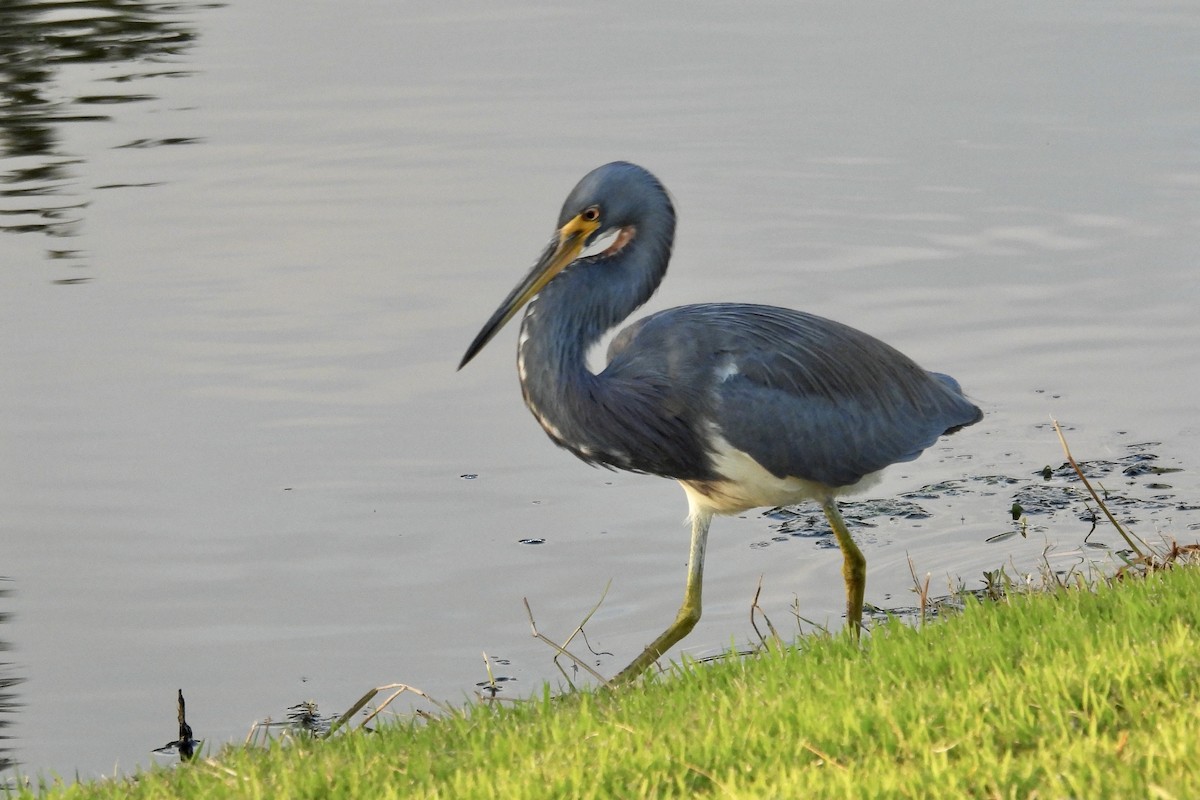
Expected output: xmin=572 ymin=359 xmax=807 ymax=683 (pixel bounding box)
xmin=0 ymin=1 xmax=220 ymax=268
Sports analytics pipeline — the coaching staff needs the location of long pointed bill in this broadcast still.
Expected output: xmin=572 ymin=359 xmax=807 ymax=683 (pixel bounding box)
xmin=458 ymin=213 xmax=599 ymax=369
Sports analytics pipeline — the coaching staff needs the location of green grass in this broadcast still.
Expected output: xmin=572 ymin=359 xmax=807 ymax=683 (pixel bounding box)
xmin=19 ymin=566 xmax=1200 ymax=799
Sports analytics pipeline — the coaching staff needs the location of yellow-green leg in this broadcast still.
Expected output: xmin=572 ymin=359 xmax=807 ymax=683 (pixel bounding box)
xmin=611 ymin=508 xmax=712 ymax=684
xmin=821 ymin=497 xmax=866 ymax=638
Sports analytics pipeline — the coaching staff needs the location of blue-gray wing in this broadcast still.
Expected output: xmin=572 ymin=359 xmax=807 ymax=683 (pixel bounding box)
xmin=605 ymin=303 xmax=981 ymax=488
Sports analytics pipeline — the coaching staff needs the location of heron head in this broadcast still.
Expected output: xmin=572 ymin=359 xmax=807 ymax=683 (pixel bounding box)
xmin=458 ymin=162 xmax=671 ymax=370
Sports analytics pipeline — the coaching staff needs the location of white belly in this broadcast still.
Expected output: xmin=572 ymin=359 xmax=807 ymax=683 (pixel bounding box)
xmin=679 ymin=434 xmax=882 ymax=517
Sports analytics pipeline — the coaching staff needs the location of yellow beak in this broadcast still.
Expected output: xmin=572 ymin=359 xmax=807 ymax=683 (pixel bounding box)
xmin=459 ymin=212 xmax=600 ymax=369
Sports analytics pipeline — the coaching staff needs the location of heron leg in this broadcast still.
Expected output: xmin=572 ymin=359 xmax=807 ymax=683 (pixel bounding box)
xmin=611 ymin=508 xmax=712 ymax=684
xmin=821 ymin=498 xmax=865 ymax=638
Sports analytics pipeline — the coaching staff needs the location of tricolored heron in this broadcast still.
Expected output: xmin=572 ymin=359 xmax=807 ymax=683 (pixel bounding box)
xmin=459 ymin=162 xmax=981 ymax=683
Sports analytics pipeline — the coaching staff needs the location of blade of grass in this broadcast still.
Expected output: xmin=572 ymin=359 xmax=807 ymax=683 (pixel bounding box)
xmin=1052 ymin=418 xmax=1150 ymax=559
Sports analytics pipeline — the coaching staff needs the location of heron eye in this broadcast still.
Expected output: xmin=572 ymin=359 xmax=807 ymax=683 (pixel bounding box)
xmin=582 ymin=207 xmax=600 ymax=222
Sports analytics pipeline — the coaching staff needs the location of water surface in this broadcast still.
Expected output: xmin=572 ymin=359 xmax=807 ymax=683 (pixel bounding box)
xmin=2 ymin=0 xmax=1199 ymax=780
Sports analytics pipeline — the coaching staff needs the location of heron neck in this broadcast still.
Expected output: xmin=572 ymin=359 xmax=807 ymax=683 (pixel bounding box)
xmin=520 ymin=225 xmax=671 ymax=384
xmin=516 ymin=220 xmax=673 ymax=448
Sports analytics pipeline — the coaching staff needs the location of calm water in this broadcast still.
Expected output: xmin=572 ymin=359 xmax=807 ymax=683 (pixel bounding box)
xmin=2 ymin=0 xmax=1199 ymax=781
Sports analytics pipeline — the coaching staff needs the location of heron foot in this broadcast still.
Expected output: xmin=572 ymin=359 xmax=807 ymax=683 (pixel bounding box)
xmin=610 ymin=603 xmax=701 ymax=685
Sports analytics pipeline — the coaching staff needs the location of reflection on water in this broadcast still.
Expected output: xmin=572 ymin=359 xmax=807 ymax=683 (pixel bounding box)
xmin=0 ymin=1 xmax=218 ymax=268
xmin=150 ymin=690 xmax=199 ymax=763
xmin=0 ymin=579 xmax=19 ymax=774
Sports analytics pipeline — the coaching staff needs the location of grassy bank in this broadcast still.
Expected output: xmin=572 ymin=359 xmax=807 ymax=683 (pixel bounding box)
xmin=20 ymin=565 xmax=1200 ymax=799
